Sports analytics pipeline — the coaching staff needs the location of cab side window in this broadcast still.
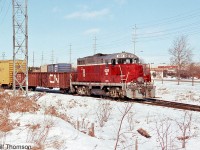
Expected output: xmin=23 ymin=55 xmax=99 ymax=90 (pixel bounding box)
xmin=111 ymin=59 xmax=116 ymax=65
xmin=105 ymin=60 xmax=109 ymax=68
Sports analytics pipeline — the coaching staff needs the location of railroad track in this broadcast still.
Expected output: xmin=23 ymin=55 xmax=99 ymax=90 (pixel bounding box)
xmin=132 ymin=98 xmax=200 ymax=112
xmin=33 ymin=88 xmax=200 ymax=112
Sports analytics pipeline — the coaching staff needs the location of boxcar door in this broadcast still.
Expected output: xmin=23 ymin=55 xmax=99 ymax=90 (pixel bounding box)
xmin=40 ymin=73 xmax=48 ymax=88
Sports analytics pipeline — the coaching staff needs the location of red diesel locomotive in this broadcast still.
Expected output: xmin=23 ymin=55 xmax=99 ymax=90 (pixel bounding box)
xmin=71 ymin=52 xmax=155 ymax=99
xmin=17 ymin=52 xmax=155 ymax=99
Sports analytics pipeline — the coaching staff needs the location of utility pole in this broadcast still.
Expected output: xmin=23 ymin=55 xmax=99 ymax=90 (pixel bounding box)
xmin=33 ymin=51 xmax=34 ymax=67
xmin=133 ymin=24 xmax=137 ymax=55
xmin=2 ymin=52 xmax=5 ymax=60
xmin=69 ymin=44 xmax=71 ymax=64
xmin=12 ymin=0 xmax=28 ymax=95
xmin=41 ymin=51 xmax=44 ymax=66
xmin=51 ymin=49 xmax=54 ymax=64
xmin=93 ymin=36 xmax=97 ymax=54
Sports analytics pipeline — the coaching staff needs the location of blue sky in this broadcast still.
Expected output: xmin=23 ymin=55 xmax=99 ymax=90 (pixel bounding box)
xmin=0 ymin=0 xmax=200 ymax=67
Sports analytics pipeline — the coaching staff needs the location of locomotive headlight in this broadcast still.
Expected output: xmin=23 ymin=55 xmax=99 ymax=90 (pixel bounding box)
xmin=137 ymin=77 xmax=144 ymax=83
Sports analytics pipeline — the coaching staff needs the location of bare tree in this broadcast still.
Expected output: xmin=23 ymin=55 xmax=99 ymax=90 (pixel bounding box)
xmin=96 ymin=101 xmax=112 ymax=127
xmin=176 ymin=111 xmax=193 ymax=149
xmin=127 ymin=110 xmax=135 ymax=131
xmin=186 ymin=63 xmax=200 ymax=84
xmin=187 ymin=63 xmax=195 ymax=86
xmin=196 ymin=63 xmax=200 ymax=78
xmin=155 ymin=118 xmax=176 ymax=150
xmin=114 ymin=103 xmax=133 ymax=150
xmin=169 ymin=36 xmax=192 ymax=85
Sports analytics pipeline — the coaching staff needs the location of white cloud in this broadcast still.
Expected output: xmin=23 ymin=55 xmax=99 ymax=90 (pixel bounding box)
xmin=84 ymin=28 xmax=100 ymax=35
xmin=65 ymin=8 xmax=110 ymax=20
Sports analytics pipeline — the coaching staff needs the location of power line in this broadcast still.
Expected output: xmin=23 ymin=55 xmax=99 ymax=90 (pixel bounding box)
xmin=0 ymin=1 xmax=11 ymax=25
xmin=138 ymin=8 xmax=200 ymax=29
xmin=0 ymin=0 xmax=7 ymax=14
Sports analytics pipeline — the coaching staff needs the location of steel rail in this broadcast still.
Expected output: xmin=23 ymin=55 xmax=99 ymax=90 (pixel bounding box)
xmin=131 ymin=98 xmax=200 ymax=112
xmin=33 ymin=88 xmax=200 ymax=112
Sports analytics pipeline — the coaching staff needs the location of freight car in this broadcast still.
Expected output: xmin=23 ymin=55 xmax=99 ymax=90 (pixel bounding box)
xmin=16 ymin=72 xmax=77 ymax=93
xmin=0 ymin=60 xmax=26 ymax=88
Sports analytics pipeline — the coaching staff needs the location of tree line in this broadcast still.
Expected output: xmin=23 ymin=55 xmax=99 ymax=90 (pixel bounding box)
xmin=168 ymin=35 xmax=200 ymax=84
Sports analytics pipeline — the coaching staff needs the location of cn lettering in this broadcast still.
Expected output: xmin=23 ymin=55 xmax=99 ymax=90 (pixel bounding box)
xmin=49 ymin=74 xmax=59 ymax=84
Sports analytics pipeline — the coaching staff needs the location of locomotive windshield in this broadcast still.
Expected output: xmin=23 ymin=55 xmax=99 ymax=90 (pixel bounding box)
xmin=117 ymin=58 xmax=139 ymax=64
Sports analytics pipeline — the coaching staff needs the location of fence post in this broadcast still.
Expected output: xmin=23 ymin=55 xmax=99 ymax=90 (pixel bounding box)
xmin=135 ymin=137 xmax=138 ymax=150
xmin=77 ymin=120 xmax=79 ymax=130
xmin=88 ymin=123 xmax=95 ymax=137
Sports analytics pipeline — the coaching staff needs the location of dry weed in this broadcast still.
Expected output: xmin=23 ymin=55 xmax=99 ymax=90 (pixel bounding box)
xmin=96 ymin=101 xmax=112 ymax=127
xmin=0 ymin=91 xmax=41 ymax=133
xmin=44 ymin=106 xmax=71 ymax=123
xmin=0 ymin=112 xmax=20 ymax=132
xmin=127 ymin=111 xmax=135 ymax=131
xmin=0 ymin=91 xmax=41 ymax=113
xmin=26 ymin=118 xmax=64 ymax=150
xmin=67 ymin=99 xmax=78 ymax=109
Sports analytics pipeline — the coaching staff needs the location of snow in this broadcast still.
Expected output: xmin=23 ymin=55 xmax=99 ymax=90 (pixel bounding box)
xmin=1 ymin=80 xmax=200 ymax=150
xmin=154 ymin=80 xmax=200 ymax=105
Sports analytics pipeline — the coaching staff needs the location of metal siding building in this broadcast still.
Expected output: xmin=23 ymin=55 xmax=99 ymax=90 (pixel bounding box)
xmin=47 ymin=63 xmax=72 ymax=72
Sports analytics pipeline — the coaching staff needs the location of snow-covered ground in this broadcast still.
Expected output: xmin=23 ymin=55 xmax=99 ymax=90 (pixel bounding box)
xmin=155 ymin=80 xmax=200 ymax=105
xmin=1 ymin=80 xmax=200 ymax=150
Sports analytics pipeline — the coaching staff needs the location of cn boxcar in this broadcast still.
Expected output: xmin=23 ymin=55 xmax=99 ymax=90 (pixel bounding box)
xmin=17 ymin=72 xmax=77 ymax=93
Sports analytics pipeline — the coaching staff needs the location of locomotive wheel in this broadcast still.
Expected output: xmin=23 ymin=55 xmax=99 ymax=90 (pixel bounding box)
xmin=60 ymin=88 xmax=68 ymax=94
xmin=77 ymin=86 xmax=91 ymax=96
xmin=109 ymin=87 xmax=123 ymax=98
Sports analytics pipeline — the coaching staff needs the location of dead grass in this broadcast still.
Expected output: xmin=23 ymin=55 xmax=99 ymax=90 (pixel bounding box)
xmin=44 ymin=106 xmax=71 ymax=123
xmin=96 ymin=101 xmax=112 ymax=127
xmin=0 ymin=90 xmax=41 ymax=113
xmin=26 ymin=118 xmax=64 ymax=150
xmin=0 ymin=90 xmax=41 ymax=133
xmin=0 ymin=112 xmax=20 ymax=132
xmin=0 ymin=90 xmax=66 ymax=149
